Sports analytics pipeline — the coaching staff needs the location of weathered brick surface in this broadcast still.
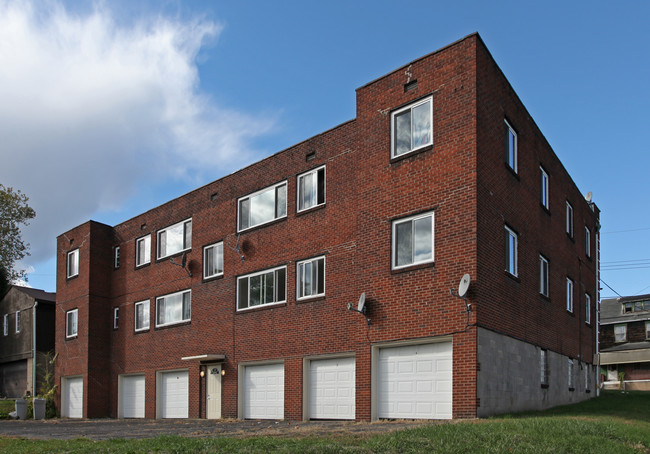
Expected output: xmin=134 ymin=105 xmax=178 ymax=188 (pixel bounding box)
xmin=55 ymin=33 xmax=598 ymax=420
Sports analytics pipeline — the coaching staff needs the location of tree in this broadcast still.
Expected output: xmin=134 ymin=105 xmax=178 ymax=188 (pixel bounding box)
xmin=0 ymin=184 xmax=36 ymax=287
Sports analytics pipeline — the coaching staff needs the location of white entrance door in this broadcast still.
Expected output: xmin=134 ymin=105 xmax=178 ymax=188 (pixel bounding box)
xmin=378 ymin=342 xmax=453 ymax=419
xmin=309 ymin=357 xmax=355 ymax=420
xmin=160 ymin=370 xmax=189 ymax=418
xmin=121 ymin=374 xmax=145 ymax=418
xmin=63 ymin=376 xmax=83 ymax=418
xmin=243 ymin=363 xmax=284 ymax=419
xmin=206 ymin=364 xmax=222 ymax=419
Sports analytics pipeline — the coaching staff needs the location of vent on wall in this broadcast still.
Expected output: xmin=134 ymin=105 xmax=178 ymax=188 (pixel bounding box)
xmin=404 ymin=80 xmax=418 ymax=92
xmin=306 ymin=152 xmax=316 ymax=162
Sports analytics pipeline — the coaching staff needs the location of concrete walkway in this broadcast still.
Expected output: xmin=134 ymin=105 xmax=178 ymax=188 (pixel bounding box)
xmin=0 ymin=418 xmax=439 ymax=441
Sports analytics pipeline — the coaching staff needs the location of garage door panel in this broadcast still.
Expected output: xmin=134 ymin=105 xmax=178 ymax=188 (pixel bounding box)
xmin=63 ymin=376 xmax=83 ymax=418
xmin=244 ymin=363 xmax=284 ymax=419
xmin=121 ymin=375 xmax=145 ymax=418
xmin=160 ymin=371 xmax=188 ymax=418
xmin=309 ymin=357 xmax=355 ymax=420
xmin=378 ymin=342 xmax=452 ymax=420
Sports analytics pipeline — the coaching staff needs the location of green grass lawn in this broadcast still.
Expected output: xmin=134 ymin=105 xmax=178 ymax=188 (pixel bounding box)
xmin=0 ymin=400 xmax=14 ymax=419
xmin=1 ymin=391 xmax=648 ymax=453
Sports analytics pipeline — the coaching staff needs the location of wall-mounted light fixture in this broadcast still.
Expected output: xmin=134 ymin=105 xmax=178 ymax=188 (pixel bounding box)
xmin=200 ymin=370 xmax=205 ymax=378
xmin=221 ymin=368 xmax=226 ymax=376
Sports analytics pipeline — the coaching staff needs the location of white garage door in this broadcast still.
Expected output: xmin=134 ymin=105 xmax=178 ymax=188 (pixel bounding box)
xmin=160 ymin=370 xmax=188 ymax=418
xmin=378 ymin=342 xmax=452 ymax=419
xmin=309 ymin=357 xmax=355 ymax=420
xmin=121 ymin=375 xmax=145 ymax=418
xmin=243 ymin=363 xmax=284 ymax=419
xmin=63 ymin=376 xmax=83 ymax=418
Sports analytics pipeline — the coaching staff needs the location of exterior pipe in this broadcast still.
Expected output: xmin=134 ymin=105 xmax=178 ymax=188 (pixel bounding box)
xmin=32 ymin=301 xmax=38 ymax=396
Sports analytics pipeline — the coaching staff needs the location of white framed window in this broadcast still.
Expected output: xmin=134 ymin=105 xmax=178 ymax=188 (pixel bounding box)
xmin=67 ymin=249 xmax=79 ymax=278
xmin=237 ymin=266 xmax=286 ymax=311
xmin=568 ymin=359 xmax=574 ymax=390
xmin=135 ymin=300 xmax=150 ymax=332
xmin=391 ymin=96 xmax=433 ymax=158
xmin=505 ymin=226 xmax=518 ymax=277
xmin=540 ymin=349 xmax=548 ymax=386
xmin=539 ymin=255 xmax=549 ymax=296
xmin=614 ymin=324 xmax=627 ymax=343
xmin=392 ymin=211 xmax=434 ymax=269
xmin=646 ymin=321 xmax=650 ymax=340
xmin=297 ymin=256 xmax=325 ymax=300
xmin=238 ymin=182 xmax=287 ymax=231
xmin=66 ymin=309 xmax=78 ymax=338
xmin=585 ymin=226 xmax=591 ymax=258
xmin=203 ymin=242 xmax=224 ymax=279
xmin=3 ymin=314 xmax=7 ymax=336
xmin=505 ymin=119 xmax=517 ymax=173
xmin=113 ymin=307 xmax=119 ymax=329
xmin=566 ymin=201 xmax=574 ymax=237
xmin=136 ymin=235 xmax=151 ymax=267
xmin=566 ymin=278 xmax=574 ymax=313
xmin=585 ymin=293 xmax=591 ymax=325
xmin=156 ymin=290 xmax=191 ymax=328
xmin=540 ymin=166 xmax=549 ymax=209
xmin=114 ymin=246 xmax=120 ymax=269
xmin=157 ymin=219 xmax=192 ymax=260
xmin=15 ymin=311 xmax=20 ymax=333
xmin=297 ymin=166 xmax=326 ymax=212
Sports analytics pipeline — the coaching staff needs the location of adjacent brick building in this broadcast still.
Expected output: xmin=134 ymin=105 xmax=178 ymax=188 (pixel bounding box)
xmin=55 ymin=33 xmax=600 ymax=420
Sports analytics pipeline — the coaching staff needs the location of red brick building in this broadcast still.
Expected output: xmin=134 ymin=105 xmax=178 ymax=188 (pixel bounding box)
xmin=55 ymin=33 xmax=600 ymax=420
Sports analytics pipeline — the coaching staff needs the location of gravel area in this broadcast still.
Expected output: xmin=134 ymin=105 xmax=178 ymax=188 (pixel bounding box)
xmin=0 ymin=418 xmax=440 ymax=441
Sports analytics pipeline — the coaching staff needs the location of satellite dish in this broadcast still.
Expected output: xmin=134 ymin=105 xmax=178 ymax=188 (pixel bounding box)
xmin=358 ymin=293 xmax=366 ymax=313
xmin=458 ymin=274 xmax=471 ymax=298
xmin=585 ymin=192 xmax=593 ymax=203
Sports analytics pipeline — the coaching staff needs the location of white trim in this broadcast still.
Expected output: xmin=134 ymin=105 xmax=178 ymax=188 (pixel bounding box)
xmin=203 ymin=242 xmax=224 ymax=279
xmin=237 ymin=181 xmax=288 ymax=232
xmin=391 ymin=211 xmax=435 ymax=270
xmin=390 ymin=96 xmax=433 ymax=158
xmin=539 ymin=255 xmax=549 ymax=296
xmin=585 ymin=293 xmax=591 ymax=325
xmin=155 ymin=289 xmax=191 ymax=328
xmin=566 ymin=201 xmax=574 ymax=237
xmin=505 ymin=225 xmax=518 ymax=277
xmin=134 ymin=300 xmax=150 ymax=332
xmin=15 ymin=310 xmax=20 ymax=333
xmin=585 ymin=226 xmax=591 ymax=258
xmin=114 ymin=246 xmax=120 ymax=269
xmin=135 ymin=234 xmax=151 ymax=267
xmin=505 ymin=119 xmax=517 ymax=173
xmin=67 ymin=249 xmax=79 ymax=278
xmin=236 ymin=265 xmax=287 ymax=311
xmin=297 ymin=165 xmax=326 ymax=212
xmin=566 ymin=277 xmax=574 ymax=313
xmin=113 ymin=307 xmax=119 ymax=329
xmin=66 ymin=308 xmax=78 ymax=338
xmin=156 ymin=218 xmax=192 ymax=260
xmin=540 ymin=166 xmax=549 ymax=209
xmin=296 ymin=256 xmax=326 ymax=300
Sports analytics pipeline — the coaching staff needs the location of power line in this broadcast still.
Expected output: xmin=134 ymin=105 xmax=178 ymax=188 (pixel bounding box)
xmin=601 ymin=227 xmax=650 ymax=234
xmin=599 ymin=277 xmax=621 ymax=297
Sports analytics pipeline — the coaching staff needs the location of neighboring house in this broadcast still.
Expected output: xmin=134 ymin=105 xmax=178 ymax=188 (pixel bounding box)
xmin=55 ymin=33 xmax=600 ymax=420
xmin=600 ymin=295 xmax=650 ymax=390
xmin=0 ymin=286 xmax=56 ymax=398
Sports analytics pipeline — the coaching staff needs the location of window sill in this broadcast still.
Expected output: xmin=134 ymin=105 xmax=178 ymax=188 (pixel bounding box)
xmin=390 ymin=144 xmax=434 ymax=165
xmin=156 ymin=249 xmax=192 ymax=264
xmin=237 ymin=302 xmax=287 ymax=313
xmin=155 ymin=320 xmax=191 ymax=331
xmin=238 ymin=216 xmax=287 ymax=235
xmin=504 ymin=163 xmax=520 ymax=180
xmin=202 ymin=273 xmax=224 ymax=284
xmin=135 ymin=262 xmax=151 ymax=270
xmin=566 ymin=310 xmax=575 ymax=317
xmin=65 ymin=335 xmax=78 ymax=341
xmin=296 ymin=296 xmax=326 ymax=305
xmin=134 ymin=328 xmax=150 ymax=335
xmin=540 ymin=204 xmax=550 ymax=215
xmin=296 ymin=203 xmax=326 ymax=217
xmin=505 ymin=271 xmax=520 ymax=283
xmin=539 ymin=293 xmax=551 ymax=302
xmin=391 ymin=261 xmax=435 ymax=275
xmin=66 ymin=274 xmax=79 ymax=282
xmin=566 ymin=233 xmax=575 ymax=243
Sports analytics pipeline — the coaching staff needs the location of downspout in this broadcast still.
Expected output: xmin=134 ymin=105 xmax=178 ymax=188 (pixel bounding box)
xmin=595 ymin=224 xmax=601 ymax=396
xmin=32 ymin=301 xmax=38 ymax=396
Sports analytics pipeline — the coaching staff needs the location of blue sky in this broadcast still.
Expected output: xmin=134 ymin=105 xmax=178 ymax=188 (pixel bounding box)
xmin=1 ymin=0 xmax=648 ymax=299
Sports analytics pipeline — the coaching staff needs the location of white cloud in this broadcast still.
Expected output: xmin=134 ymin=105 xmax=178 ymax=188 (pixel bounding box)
xmin=0 ymin=0 xmax=275 ymax=268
